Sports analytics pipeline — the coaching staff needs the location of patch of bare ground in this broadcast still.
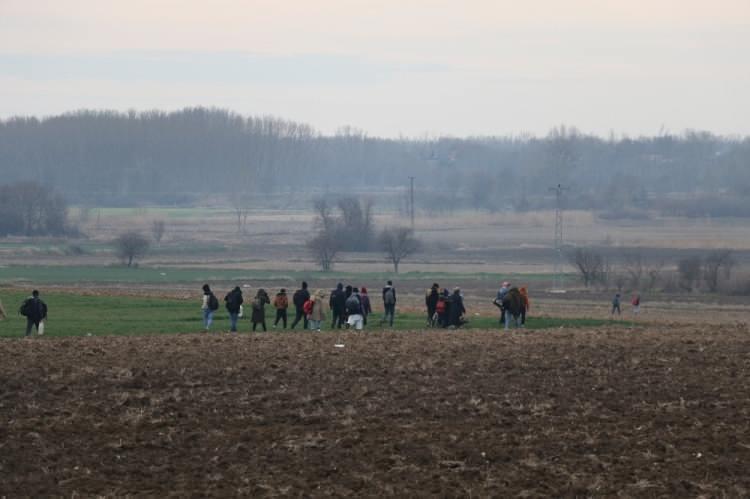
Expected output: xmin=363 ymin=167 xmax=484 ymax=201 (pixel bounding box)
xmin=1 ymin=325 xmax=749 ymax=496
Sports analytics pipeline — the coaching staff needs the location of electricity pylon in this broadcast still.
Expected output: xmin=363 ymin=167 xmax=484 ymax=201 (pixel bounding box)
xmin=549 ymin=184 xmax=569 ymax=292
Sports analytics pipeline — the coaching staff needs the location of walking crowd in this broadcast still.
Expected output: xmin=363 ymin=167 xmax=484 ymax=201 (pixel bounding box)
xmin=198 ymin=279 xmax=533 ymax=333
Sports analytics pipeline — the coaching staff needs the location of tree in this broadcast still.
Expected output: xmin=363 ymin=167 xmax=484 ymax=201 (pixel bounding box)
xmin=307 ymin=229 xmax=339 ymax=271
xmin=230 ymin=192 xmax=251 ymax=233
xmin=0 ymin=181 xmax=69 ymax=236
xmin=337 ymin=196 xmax=374 ymax=251
xmin=678 ymin=256 xmax=702 ymax=291
xmin=703 ymin=249 xmax=735 ymax=292
xmin=151 ymin=220 xmax=166 ymax=245
xmin=379 ymin=227 xmax=421 ymax=273
xmin=113 ymin=231 xmax=150 ymax=267
xmin=622 ymin=250 xmax=645 ymax=289
xmin=568 ymin=248 xmax=604 ymax=287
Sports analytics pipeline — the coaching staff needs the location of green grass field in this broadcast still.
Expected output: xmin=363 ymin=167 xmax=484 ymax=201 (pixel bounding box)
xmin=0 ymin=264 xmax=569 ymax=285
xmin=0 ymin=290 xmax=632 ymax=338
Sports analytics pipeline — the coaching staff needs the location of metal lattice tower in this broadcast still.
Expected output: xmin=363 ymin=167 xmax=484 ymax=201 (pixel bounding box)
xmin=549 ymin=184 xmax=569 ymax=291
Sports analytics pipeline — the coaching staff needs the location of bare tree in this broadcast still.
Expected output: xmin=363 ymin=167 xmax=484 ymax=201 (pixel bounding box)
xmin=113 ymin=231 xmax=150 ymax=267
xmin=307 ymin=229 xmax=339 ymax=271
xmin=230 ymin=192 xmax=251 ymax=233
xmin=622 ymin=250 xmax=645 ymax=289
xmin=678 ymin=256 xmax=702 ymax=291
xmin=568 ymin=248 xmax=604 ymax=287
xmin=151 ymin=219 xmax=166 ymax=246
xmin=703 ymin=249 xmax=735 ymax=292
xmin=379 ymin=227 xmax=421 ymax=273
xmin=313 ymin=198 xmax=336 ymax=232
xmin=337 ymin=196 xmax=375 ymax=251
xmin=645 ymin=260 xmax=664 ymax=291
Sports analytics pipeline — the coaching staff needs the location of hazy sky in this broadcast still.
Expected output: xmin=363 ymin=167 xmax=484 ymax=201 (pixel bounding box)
xmin=1 ymin=0 xmax=749 ymax=137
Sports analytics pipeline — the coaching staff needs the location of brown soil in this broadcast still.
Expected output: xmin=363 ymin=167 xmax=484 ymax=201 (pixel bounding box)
xmin=2 ymin=326 xmax=750 ymax=497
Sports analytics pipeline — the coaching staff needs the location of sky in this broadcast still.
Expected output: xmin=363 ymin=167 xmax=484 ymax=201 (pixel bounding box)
xmin=1 ymin=0 xmax=749 ymax=138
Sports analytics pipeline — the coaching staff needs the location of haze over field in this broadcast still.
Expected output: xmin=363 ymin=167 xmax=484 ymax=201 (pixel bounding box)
xmin=2 ymin=0 xmax=749 ymax=137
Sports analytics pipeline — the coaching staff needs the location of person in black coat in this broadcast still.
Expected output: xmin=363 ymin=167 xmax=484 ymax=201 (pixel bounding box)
xmin=425 ymin=283 xmax=440 ymax=326
xmin=448 ymin=287 xmax=466 ymax=328
xmin=291 ymin=281 xmax=310 ymax=329
xmin=329 ymin=283 xmax=346 ymax=329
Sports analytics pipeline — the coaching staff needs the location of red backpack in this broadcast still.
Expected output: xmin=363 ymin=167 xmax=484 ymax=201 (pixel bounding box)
xmin=303 ymin=299 xmax=314 ymax=316
xmin=436 ymin=298 xmax=446 ymax=314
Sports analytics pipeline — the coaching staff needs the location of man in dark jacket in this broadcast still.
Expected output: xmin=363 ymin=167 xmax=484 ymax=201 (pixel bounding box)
xmin=224 ymin=286 xmax=244 ymax=332
xmin=448 ymin=287 xmax=466 ymax=328
xmin=291 ymin=281 xmax=310 ymax=329
xmin=329 ymin=283 xmax=346 ymax=329
xmin=425 ymin=283 xmax=440 ymax=326
xmin=380 ymin=280 xmax=397 ymax=327
xmin=20 ymin=290 xmax=47 ymax=337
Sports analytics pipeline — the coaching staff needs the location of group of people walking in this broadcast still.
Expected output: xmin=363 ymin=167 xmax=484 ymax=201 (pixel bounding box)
xmin=200 ymin=280 xmax=398 ymax=333
xmin=199 ymin=279 xmax=533 ymax=333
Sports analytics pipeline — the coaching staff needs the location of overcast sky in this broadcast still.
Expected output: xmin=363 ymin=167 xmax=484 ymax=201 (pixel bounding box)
xmin=1 ymin=0 xmax=748 ymax=137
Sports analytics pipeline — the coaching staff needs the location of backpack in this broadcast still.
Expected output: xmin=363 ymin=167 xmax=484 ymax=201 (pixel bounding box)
xmin=207 ymin=293 xmax=219 ymax=311
xmin=275 ymin=294 xmax=288 ymax=309
xmin=252 ymin=297 xmax=263 ymax=310
xmin=436 ymin=298 xmax=446 ymax=314
xmin=384 ymin=288 xmax=395 ymax=305
xmin=19 ymin=298 xmax=33 ymax=317
xmin=303 ymin=299 xmax=314 ymax=316
xmin=345 ymin=294 xmax=361 ymax=314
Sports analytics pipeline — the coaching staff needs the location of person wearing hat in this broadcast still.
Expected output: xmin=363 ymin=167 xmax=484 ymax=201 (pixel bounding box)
xmin=273 ymin=288 xmax=289 ymax=329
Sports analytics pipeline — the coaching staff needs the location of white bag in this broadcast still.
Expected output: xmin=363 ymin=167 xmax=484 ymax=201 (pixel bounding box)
xmin=38 ymin=321 xmax=45 ymax=336
xmin=238 ymin=305 xmax=243 ymax=318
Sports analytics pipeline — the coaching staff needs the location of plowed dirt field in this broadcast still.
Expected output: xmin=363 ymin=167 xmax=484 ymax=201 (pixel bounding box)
xmin=2 ymin=326 xmax=749 ymax=497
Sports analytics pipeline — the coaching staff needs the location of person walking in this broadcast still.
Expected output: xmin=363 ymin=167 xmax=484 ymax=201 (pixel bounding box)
xmin=360 ymin=287 xmax=372 ymax=326
xmin=448 ymin=287 xmax=466 ymax=328
xmin=329 ymin=283 xmax=346 ymax=329
xmin=273 ymin=288 xmax=289 ymax=329
xmin=19 ymin=290 xmax=47 ymax=337
xmin=519 ymin=287 xmax=530 ymax=327
xmin=381 ymin=280 xmax=397 ymax=327
xmin=425 ymin=283 xmax=440 ymax=326
xmin=494 ymin=281 xmax=511 ymax=326
xmin=345 ymin=287 xmax=364 ymax=330
xmin=251 ymin=288 xmax=270 ymax=331
xmin=290 ymin=281 xmax=310 ymax=329
xmin=201 ymin=284 xmax=219 ymax=331
xmin=631 ymin=293 xmax=641 ymax=316
xmin=436 ymin=289 xmax=449 ymax=328
xmin=309 ymin=290 xmax=326 ymax=332
xmin=224 ymin=286 xmax=243 ymax=332
xmin=611 ymin=293 xmax=621 ymax=316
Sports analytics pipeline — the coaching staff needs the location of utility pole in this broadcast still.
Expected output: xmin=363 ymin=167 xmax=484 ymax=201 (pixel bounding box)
xmin=409 ymin=176 xmax=415 ymax=229
xmin=549 ymin=184 xmax=569 ymax=292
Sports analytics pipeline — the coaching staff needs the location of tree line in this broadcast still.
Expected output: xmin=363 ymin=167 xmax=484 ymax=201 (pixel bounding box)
xmin=2 ymin=109 xmax=750 ymax=214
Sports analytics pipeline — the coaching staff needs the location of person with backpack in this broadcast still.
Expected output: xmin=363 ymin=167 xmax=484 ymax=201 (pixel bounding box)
xmin=308 ymin=290 xmax=326 ymax=332
xmin=345 ymin=288 xmax=364 ymax=330
xmin=224 ymin=286 xmax=243 ymax=333
xmin=201 ymin=284 xmax=219 ymax=331
xmin=381 ymin=280 xmax=397 ymax=327
xmin=435 ymin=288 xmax=449 ymax=327
xmin=251 ymin=288 xmax=271 ymax=332
xmin=360 ymin=287 xmax=372 ymax=326
xmin=493 ymin=281 xmax=511 ymax=326
xmin=290 ymin=281 xmax=310 ymax=330
xmin=425 ymin=283 xmax=440 ymax=326
xmin=329 ymin=283 xmax=346 ymax=329
xmin=20 ymin=290 xmax=47 ymax=337
xmin=273 ymin=288 xmax=289 ymax=329
xmin=611 ymin=293 xmax=621 ymax=316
